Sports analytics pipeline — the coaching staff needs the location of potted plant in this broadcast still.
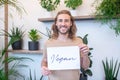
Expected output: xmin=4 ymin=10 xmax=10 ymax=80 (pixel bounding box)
xmin=102 ymin=58 xmax=120 ymax=80
xmin=64 ymin=0 xmax=82 ymax=9
xmin=94 ymin=0 xmax=120 ymax=36
xmin=28 ymin=29 xmax=42 ymax=50
xmin=78 ymin=34 xmax=93 ymax=80
xmin=3 ymin=25 xmax=25 ymax=50
xmin=0 ymin=37 xmax=33 ymax=80
xmin=39 ymin=0 xmax=60 ymax=11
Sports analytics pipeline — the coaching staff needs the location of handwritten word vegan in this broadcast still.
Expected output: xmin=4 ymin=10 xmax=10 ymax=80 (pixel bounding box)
xmin=51 ymin=54 xmax=77 ymax=63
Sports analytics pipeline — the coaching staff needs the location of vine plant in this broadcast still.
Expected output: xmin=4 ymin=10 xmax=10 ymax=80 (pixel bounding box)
xmin=95 ymin=0 xmax=120 ymax=36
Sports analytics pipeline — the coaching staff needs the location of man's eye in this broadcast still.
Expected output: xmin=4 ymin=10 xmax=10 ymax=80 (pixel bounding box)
xmin=65 ymin=19 xmax=69 ymax=22
xmin=58 ymin=19 xmax=62 ymax=22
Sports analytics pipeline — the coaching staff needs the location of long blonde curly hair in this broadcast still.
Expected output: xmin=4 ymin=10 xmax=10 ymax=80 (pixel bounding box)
xmin=51 ymin=10 xmax=77 ymax=39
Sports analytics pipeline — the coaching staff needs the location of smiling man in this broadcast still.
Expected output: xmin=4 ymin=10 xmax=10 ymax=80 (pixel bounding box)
xmin=41 ymin=10 xmax=90 ymax=80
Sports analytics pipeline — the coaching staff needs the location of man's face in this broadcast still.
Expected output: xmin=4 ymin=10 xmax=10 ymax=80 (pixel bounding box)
xmin=56 ymin=14 xmax=72 ymax=34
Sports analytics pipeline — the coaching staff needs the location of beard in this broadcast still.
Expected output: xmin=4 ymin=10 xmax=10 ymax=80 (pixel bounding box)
xmin=57 ymin=26 xmax=70 ymax=35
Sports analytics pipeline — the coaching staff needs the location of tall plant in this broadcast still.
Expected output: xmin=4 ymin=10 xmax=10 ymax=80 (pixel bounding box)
xmin=0 ymin=38 xmax=33 ymax=80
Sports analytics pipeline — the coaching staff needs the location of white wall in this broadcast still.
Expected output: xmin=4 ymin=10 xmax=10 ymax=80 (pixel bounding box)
xmin=0 ymin=0 xmax=120 ymax=80
xmin=76 ymin=20 xmax=120 ymax=80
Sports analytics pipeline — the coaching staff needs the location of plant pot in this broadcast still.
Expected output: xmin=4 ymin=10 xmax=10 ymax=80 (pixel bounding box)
xmin=12 ymin=40 xmax=22 ymax=50
xmin=28 ymin=41 xmax=39 ymax=50
xmin=70 ymin=9 xmax=78 ymax=16
xmin=80 ymin=74 xmax=87 ymax=80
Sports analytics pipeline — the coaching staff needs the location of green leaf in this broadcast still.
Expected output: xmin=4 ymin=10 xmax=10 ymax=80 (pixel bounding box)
xmin=28 ymin=29 xmax=42 ymax=41
xmin=82 ymin=34 xmax=88 ymax=44
xmin=40 ymin=75 xmax=44 ymax=80
xmin=64 ymin=0 xmax=82 ymax=9
xmin=85 ymin=69 xmax=93 ymax=76
xmin=102 ymin=58 xmax=120 ymax=80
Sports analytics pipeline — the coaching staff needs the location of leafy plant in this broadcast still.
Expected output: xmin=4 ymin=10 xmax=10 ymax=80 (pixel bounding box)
xmin=78 ymin=34 xmax=93 ymax=78
xmin=28 ymin=29 xmax=42 ymax=42
xmin=2 ymin=25 xmax=25 ymax=43
xmin=94 ymin=0 xmax=120 ymax=36
xmin=39 ymin=0 xmax=60 ymax=11
xmin=0 ymin=37 xmax=33 ymax=80
xmin=102 ymin=58 xmax=120 ymax=80
xmin=64 ymin=0 xmax=82 ymax=9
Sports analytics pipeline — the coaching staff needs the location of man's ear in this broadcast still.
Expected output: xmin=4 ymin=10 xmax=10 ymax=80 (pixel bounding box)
xmin=55 ymin=23 xmax=57 ymax=26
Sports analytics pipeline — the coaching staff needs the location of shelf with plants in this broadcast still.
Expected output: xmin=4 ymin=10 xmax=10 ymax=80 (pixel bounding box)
xmin=38 ymin=15 xmax=95 ymax=22
xmin=1 ymin=26 xmax=43 ymax=54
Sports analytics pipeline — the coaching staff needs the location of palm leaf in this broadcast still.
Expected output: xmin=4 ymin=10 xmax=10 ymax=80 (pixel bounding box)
xmin=114 ymin=60 xmax=120 ymax=78
xmin=40 ymin=75 xmax=43 ymax=80
xmin=102 ymin=58 xmax=120 ymax=80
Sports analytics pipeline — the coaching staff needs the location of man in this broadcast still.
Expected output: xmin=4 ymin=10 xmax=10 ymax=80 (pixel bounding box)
xmin=41 ymin=10 xmax=90 ymax=80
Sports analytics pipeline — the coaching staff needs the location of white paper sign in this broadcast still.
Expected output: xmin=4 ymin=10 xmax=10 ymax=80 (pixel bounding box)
xmin=47 ymin=46 xmax=80 ymax=70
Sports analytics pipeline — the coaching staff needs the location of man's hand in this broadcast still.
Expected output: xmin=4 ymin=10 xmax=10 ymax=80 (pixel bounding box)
xmin=41 ymin=66 xmax=51 ymax=76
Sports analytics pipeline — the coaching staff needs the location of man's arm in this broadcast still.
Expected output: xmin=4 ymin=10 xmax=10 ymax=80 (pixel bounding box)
xmin=80 ymin=44 xmax=90 ymax=70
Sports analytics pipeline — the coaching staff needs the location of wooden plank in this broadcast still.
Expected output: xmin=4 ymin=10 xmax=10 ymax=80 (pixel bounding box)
xmin=38 ymin=15 xmax=95 ymax=22
xmin=8 ymin=49 xmax=43 ymax=54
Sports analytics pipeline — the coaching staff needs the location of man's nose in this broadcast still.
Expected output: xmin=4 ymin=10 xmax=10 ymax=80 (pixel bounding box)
xmin=61 ymin=21 xmax=66 ymax=25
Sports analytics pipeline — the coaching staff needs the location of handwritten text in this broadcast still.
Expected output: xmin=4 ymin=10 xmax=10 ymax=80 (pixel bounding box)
xmin=50 ymin=54 xmax=77 ymax=64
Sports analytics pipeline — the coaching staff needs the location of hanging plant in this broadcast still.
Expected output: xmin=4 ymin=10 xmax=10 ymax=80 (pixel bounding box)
xmin=95 ymin=0 xmax=120 ymax=36
xmin=64 ymin=0 xmax=82 ymax=9
xmin=39 ymin=0 xmax=60 ymax=11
